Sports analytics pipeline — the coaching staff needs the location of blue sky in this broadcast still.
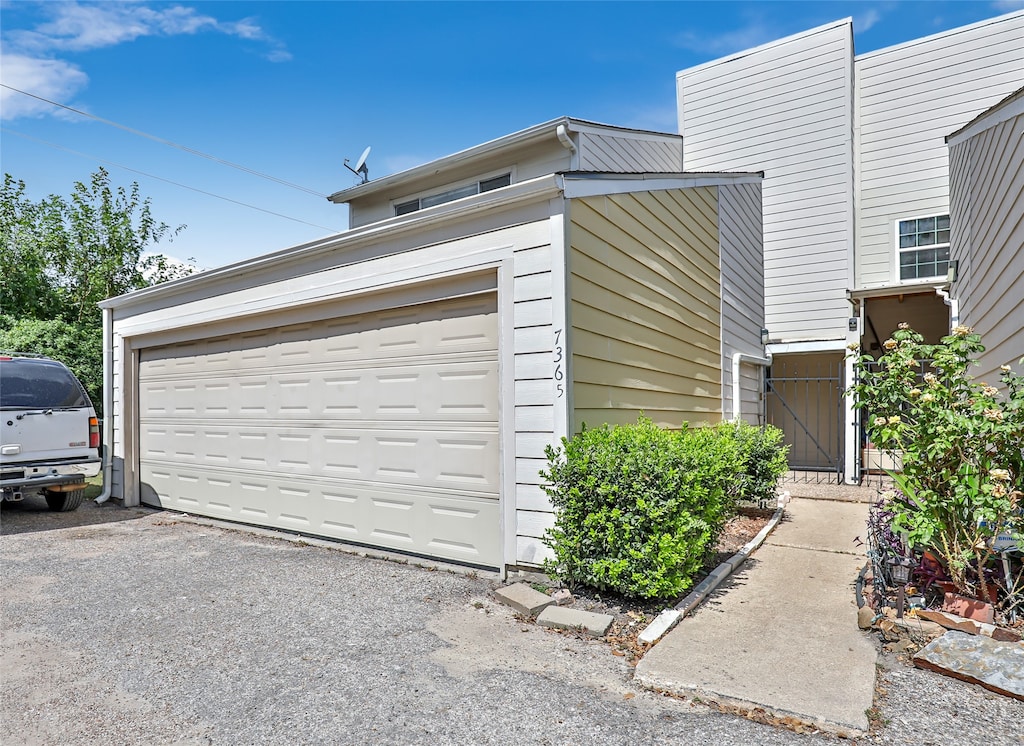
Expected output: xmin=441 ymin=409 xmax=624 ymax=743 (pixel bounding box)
xmin=2 ymin=1 xmax=1021 ymax=271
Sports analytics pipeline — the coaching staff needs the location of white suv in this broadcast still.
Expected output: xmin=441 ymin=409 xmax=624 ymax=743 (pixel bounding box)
xmin=0 ymin=354 xmax=102 ymax=511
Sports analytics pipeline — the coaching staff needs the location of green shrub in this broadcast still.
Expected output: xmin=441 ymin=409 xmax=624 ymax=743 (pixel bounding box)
xmin=540 ymin=417 xmax=745 ymax=600
xmin=718 ymin=421 xmax=789 ymax=509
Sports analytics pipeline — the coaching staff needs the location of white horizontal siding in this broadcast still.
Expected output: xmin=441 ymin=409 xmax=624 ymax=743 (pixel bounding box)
xmin=855 ymin=12 xmax=1024 ymax=288
xmin=510 ymin=231 xmax=563 ymax=566
xmin=109 ymin=332 xmax=126 ymax=498
xmin=678 ymin=21 xmax=854 ymax=342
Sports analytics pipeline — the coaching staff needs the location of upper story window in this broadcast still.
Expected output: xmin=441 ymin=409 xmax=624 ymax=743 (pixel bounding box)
xmin=898 ymin=214 xmax=950 ymax=281
xmin=394 ymin=173 xmax=511 ymax=217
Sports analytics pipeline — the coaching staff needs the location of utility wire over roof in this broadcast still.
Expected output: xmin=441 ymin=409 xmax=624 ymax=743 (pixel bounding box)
xmin=1 ymin=84 xmax=327 ymax=198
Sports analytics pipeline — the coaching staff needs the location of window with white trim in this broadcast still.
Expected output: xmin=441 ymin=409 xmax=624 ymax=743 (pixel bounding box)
xmin=394 ymin=173 xmax=511 ymax=216
xmin=897 ymin=214 xmax=950 ymax=281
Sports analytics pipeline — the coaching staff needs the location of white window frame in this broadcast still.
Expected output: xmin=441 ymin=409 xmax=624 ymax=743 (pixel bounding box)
xmin=391 ymin=167 xmax=514 ymax=217
xmin=895 ymin=213 xmax=950 ymax=283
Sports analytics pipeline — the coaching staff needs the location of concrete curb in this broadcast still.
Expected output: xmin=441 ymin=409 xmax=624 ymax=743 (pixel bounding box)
xmin=637 ymin=505 xmax=786 ymax=645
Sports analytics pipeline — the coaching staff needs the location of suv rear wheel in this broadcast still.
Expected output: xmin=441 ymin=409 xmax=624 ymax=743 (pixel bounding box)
xmin=44 ymin=487 xmax=85 ymax=512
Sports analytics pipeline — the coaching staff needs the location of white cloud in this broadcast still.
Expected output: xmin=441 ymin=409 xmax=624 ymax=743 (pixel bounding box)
xmin=0 ymin=53 xmax=88 ymax=120
xmin=856 ymin=9 xmax=883 ymax=32
xmin=992 ymin=1 xmax=1024 ymax=10
xmin=673 ymin=22 xmax=783 ymax=56
xmin=25 ymin=2 xmax=267 ymax=51
xmin=0 ymin=2 xmax=291 ymax=120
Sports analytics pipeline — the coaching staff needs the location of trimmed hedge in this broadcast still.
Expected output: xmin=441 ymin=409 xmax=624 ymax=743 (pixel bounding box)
xmin=541 ymin=417 xmax=788 ymax=600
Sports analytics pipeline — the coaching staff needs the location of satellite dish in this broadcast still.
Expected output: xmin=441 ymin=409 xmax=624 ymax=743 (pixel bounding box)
xmin=344 ymin=146 xmax=371 ymax=183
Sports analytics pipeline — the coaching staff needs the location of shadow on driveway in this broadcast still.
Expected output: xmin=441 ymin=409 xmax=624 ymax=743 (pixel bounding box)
xmin=0 ymin=494 xmax=155 ymax=536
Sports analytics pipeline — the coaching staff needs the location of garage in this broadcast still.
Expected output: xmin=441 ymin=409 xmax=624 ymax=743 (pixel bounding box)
xmin=103 ymin=118 xmax=765 ymax=572
xmin=137 ymin=293 xmax=502 ymax=568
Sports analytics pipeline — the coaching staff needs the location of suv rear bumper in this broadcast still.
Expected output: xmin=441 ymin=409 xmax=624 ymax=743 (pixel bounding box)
xmin=1 ymin=458 xmax=102 ymax=493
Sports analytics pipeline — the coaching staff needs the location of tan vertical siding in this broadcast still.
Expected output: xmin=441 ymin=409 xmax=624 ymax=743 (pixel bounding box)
xmin=949 ymin=103 xmax=1024 ymax=386
xmin=569 ymin=187 xmax=722 ymax=430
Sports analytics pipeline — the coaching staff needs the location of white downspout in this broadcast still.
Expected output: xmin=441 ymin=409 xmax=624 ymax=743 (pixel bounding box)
xmin=935 ymin=287 xmax=960 ymax=329
xmin=94 ymin=306 xmax=114 ymax=504
xmin=556 ymin=123 xmax=576 ymax=155
xmin=731 ymin=351 xmax=772 ymax=422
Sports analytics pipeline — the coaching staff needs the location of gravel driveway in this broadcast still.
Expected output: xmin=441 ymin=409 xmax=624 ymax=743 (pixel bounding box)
xmin=2 ymin=498 xmax=1020 ymax=745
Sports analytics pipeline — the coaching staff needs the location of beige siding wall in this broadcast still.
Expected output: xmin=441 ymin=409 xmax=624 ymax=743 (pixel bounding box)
xmin=855 ymin=13 xmax=1024 ymax=288
xmin=568 ymin=187 xmax=722 ymax=431
xmin=949 ymin=103 xmax=1024 ymax=385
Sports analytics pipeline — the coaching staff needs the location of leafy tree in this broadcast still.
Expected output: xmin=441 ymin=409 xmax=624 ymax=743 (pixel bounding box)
xmin=0 ymin=175 xmax=60 ymax=320
xmin=1 ymin=168 xmax=191 ymax=417
xmin=1 ymin=167 xmax=189 ymax=326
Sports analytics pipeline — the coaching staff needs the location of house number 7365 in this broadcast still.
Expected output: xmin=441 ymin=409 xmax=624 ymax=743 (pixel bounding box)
xmin=553 ymin=328 xmax=564 ymax=398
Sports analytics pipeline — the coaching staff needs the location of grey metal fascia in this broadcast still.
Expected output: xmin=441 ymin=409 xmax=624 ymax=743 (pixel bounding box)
xmin=560 ymin=171 xmax=763 ymax=199
xmin=946 ymin=86 xmax=1024 ymax=146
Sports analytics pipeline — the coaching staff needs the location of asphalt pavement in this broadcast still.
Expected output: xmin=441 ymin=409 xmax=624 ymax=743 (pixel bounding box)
xmin=2 ymin=495 xmax=1021 ymax=745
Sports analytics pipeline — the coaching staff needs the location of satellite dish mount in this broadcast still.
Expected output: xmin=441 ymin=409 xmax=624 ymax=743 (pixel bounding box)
xmin=345 ymin=146 xmax=371 ymax=184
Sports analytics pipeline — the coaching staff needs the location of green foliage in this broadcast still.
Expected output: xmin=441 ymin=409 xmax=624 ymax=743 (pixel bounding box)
xmin=1 ymin=168 xmax=191 ymax=418
xmin=0 ymin=175 xmax=60 ymax=320
xmin=850 ymin=324 xmax=1024 ymax=603
xmin=541 ymin=417 xmax=783 ymax=601
xmin=1 ymin=168 xmax=188 ymax=328
xmin=716 ymin=421 xmax=789 ymax=509
xmin=0 ymin=315 xmax=103 ymax=415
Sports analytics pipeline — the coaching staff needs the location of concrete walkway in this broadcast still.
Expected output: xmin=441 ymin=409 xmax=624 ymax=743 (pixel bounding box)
xmin=634 ymin=498 xmax=878 ymax=735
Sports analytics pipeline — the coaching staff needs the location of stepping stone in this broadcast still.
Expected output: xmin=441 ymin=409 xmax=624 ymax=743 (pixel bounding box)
xmin=494 ymin=583 xmax=554 ymax=616
xmin=537 ymin=605 xmax=613 ymax=637
xmin=914 ymin=631 xmax=1024 ymax=701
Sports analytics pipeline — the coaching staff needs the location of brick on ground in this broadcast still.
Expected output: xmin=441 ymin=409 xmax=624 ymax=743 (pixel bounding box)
xmin=537 ymin=605 xmax=613 ymax=637
xmin=494 ymin=583 xmax=554 ymax=617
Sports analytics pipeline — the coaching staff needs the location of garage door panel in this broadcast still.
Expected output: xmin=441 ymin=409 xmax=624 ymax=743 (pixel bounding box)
xmin=139 ymin=464 xmax=501 ymax=566
xmin=142 ymin=297 xmax=498 ymax=374
xmin=140 ymin=425 xmax=500 ymax=492
xmin=138 ymin=293 xmax=501 ymax=567
xmin=139 ymin=360 xmax=498 ymax=421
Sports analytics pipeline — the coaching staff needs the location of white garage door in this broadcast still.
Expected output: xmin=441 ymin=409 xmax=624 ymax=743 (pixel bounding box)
xmin=138 ymin=294 xmax=501 ymax=568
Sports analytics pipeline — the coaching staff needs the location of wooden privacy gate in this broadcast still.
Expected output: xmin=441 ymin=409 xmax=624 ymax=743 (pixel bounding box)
xmin=765 ymin=355 xmax=844 ymax=481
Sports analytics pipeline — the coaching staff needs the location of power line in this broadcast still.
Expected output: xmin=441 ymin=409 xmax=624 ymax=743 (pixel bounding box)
xmin=2 ymin=126 xmax=341 ymax=233
xmin=1 ymin=83 xmax=329 ymax=198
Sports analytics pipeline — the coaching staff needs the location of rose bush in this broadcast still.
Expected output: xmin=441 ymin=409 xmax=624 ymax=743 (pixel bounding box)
xmin=850 ymin=324 xmax=1023 ymax=608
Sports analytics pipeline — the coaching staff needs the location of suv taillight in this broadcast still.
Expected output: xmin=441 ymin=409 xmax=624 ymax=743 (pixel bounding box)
xmin=89 ymin=417 xmax=100 ymax=449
